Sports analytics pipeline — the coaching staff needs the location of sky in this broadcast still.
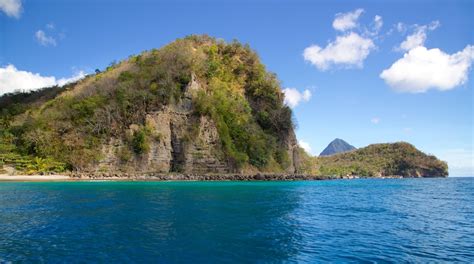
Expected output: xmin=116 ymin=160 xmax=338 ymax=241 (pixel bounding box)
xmin=0 ymin=0 xmax=473 ymax=176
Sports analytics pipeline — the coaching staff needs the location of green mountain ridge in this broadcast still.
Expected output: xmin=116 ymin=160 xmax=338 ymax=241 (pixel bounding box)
xmin=0 ymin=35 xmax=448 ymax=177
xmin=298 ymin=142 xmax=448 ymax=177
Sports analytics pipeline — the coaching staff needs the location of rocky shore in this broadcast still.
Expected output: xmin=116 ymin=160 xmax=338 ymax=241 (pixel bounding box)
xmin=69 ymin=172 xmax=331 ymax=181
xmin=0 ymin=172 xmax=421 ymax=182
xmin=68 ymin=172 xmax=408 ymax=181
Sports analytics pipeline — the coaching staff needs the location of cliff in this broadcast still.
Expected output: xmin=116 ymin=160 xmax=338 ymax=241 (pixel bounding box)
xmin=0 ymin=35 xmax=300 ymax=175
xmin=314 ymin=142 xmax=448 ymax=177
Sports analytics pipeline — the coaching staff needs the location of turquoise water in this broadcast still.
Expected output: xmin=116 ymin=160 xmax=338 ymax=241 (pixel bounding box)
xmin=0 ymin=178 xmax=473 ymax=263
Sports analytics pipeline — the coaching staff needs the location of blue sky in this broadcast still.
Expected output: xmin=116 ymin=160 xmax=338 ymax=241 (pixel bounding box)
xmin=0 ymin=0 xmax=473 ymax=176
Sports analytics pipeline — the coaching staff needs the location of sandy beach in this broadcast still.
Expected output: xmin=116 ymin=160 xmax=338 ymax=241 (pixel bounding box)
xmin=0 ymin=175 xmax=71 ymax=181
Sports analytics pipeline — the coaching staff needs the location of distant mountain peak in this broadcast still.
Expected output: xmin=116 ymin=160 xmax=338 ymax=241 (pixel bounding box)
xmin=320 ymin=138 xmax=356 ymax=156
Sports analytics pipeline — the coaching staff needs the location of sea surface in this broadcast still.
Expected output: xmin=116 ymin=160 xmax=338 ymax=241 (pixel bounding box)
xmin=0 ymin=178 xmax=473 ymax=263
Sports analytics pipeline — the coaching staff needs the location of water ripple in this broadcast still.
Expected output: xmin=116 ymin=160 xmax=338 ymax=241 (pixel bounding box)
xmin=0 ymin=178 xmax=473 ymax=262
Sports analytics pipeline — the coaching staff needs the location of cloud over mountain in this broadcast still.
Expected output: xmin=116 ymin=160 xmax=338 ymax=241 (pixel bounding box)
xmin=0 ymin=65 xmax=85 ymax=95
xmin=283 ymin=88 xmax=312 ymax=108
xmin=298 ymin=140 xmax=312 ymax=154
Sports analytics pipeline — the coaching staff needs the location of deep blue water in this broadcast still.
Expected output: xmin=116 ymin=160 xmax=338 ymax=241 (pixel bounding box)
xmin=0 ymin=178 xmax=473 ymax=263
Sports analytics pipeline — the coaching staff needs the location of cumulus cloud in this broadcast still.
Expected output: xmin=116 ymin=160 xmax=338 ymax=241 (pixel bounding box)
xmin=398 ymin=21 xmax=440 ymax=51
xmin=0 ymin=64 xmax=86 ymax=96
xmin=380 ymin=45 xmax=474 ymax=93
xmin=282 ymin=88 xmax=312 ymax=108
xmin=371 ymin=117 xmax=380 ymax=124
xmin=332 ymin=8 xmax=364 ymax=31
xmin=298 ymin=140 xmax=312 ymax=154
xmin=304 ymin=32 xmax=375 ymax=70
xmin=305 ymin=8 xmax=379 ymax=70
xmin=399 ymin=30 xmax=426 ymax=51
xmin=382 ymin=20 xmax=474 ymax=93
xmin=57 ymin=70 xmax=86 ymax=86
xmin=0 ymin=0 xmax=21 ymax=18
xmin=35 ymin=30 xmax=57 ymax=47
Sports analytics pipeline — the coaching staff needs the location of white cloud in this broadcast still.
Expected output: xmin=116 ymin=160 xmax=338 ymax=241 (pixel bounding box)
xmin=380 ymin=45 xmax=474 ymax=93
xmin=386 ymin=22 xmax=405 ymax=36
xmin=371 ymin=117 xmax=380 ymax=124
xmin=282 ymin=88 xmax=312 ymax=108
xmin=399 ymin=30 xmax=427 ymax=51
xmin=0 ymin=64 xmax=86 ymax=96
xmin=57 ymin=71 xmax=86 ymax=86
xmin=35 ymin=30 xmax=57 ymax=47
xmin=0 ymin=65 xmax=55 ymax=94
xmin=0 ymin=0 xmax=21 ymax=18
xmin=333 ymin=8 xmax=364 ymax=31
xmin=374 ymin=15 xmax=383 ymax=32
xmin=426 ymin=20 xmax=441 ymax=31
xmin=305 ymin=9 xmax=379 ymax=71
xmin=363 ymin=15 xmax=384 ymax=37
xmin=304 ymin=32 xmax=375 ymax=70
xmin=398 ymin=21 xmax=440 ymax=51
xmin=298 ymin=140 xmax=312 ymax=154
xmin=396 ymin=22 xmax=406 ymax=33
xmin=397 ymin=21 xmax=440 ymax=51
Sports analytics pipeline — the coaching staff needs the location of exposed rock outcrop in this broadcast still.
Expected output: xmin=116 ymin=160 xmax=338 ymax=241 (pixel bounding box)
xmin=96 ymin=76 xmax=231 ymax=174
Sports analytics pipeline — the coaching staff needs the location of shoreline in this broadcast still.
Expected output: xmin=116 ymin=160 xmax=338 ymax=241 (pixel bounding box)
xmin=0 ymin=175 xmax=71 ymax=181
xmin=0 ymin=173 xmax=422 ymax=182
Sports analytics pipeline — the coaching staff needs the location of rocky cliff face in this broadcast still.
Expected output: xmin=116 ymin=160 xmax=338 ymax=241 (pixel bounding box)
xmin=96 ymin=78 xmax=228 ymax=173
xmin=95 ymin=75 xmax=299 ymax=174
xmin=98 ymin=111 xmax=229 ymax=174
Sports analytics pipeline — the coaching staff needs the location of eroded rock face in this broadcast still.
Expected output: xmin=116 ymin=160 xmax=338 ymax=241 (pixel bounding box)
xmin=96 ymin=75 xmax=300 ymax=174
xmin=284 ymin=130 xmax=300 ymax=174
xmin=97 ymin=106 xmax=230 ymax=174
xmin=96 ymin=76 xmax=231 ymax=174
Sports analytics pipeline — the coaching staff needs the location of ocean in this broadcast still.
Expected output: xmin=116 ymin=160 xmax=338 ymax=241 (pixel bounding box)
xmin=0 ymin=178 xmax=473 ymax=262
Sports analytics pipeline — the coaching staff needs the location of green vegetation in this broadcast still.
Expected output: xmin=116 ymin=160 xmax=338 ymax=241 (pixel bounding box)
xmin=0 ymin=130 xmax=68 ymax=174
xmin=131 ymin=128 xmax=150 ymax=154
xmin=193 ymin=36 xmax=293 ymax=170
xmin=0 ymin=35 xmax=295 ymax=174
xmin=1 ymin=35 xmax=446 ymax=177
xmin=313 ymin=142 xmax=448 ymax=177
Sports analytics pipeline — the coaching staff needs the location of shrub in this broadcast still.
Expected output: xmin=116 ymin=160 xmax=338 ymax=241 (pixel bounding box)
xmin=117 ymin=147 xmax=133 ymax=162
xmin=132 ymin=129 xmax=150 ymax=154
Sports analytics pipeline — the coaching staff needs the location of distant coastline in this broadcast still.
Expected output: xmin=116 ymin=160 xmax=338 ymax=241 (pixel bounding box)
xmin=0 ymin=173 xmax=445 ymax=182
